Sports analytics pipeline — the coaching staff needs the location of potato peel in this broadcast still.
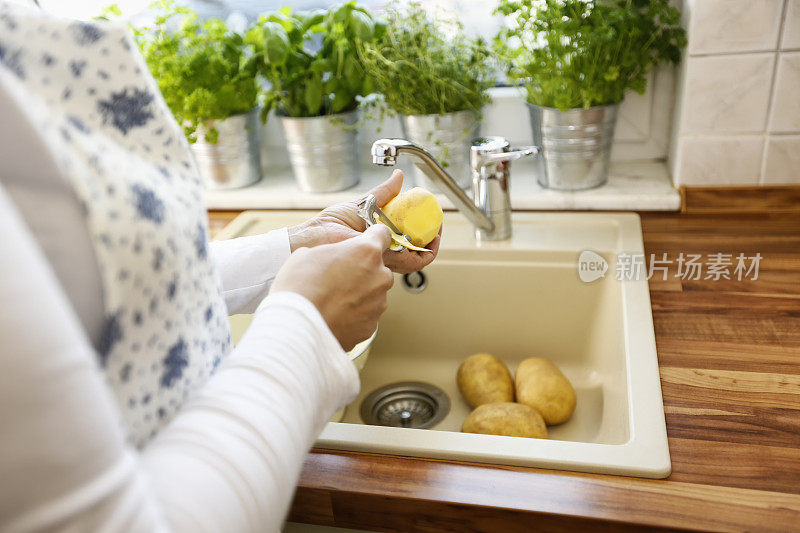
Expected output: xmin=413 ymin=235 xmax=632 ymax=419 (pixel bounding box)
xmin=390 ymin=232 xmax=431 ymax=252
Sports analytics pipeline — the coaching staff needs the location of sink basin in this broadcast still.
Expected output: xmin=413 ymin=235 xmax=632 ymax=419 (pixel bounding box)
xmin=216 ymin=211 xmax=670 ymax=478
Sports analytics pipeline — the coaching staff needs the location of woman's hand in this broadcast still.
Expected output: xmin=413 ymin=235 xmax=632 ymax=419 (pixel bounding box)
xmin=271 ymin=225 xmax=395 ymax=351
xmin=287 ymin=169 xmax=441 ymax=274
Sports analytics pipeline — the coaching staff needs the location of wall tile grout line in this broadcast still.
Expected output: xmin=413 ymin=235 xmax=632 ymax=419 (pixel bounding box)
xmin=760 ymin=0 xmax=790 ymax=184
xmin=766 ymin=130 xmax=800 ymax=137
xmin=688 ymin=47 xmax=800 ymax=59
xmin=760 ymin=54 xmax=780 ymax=185
xmin=778 ymin=0 xmax=791 ymax=50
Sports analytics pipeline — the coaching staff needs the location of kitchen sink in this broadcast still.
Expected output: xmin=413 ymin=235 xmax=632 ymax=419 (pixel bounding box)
xmin=216 ymin=210 xmax=670 ymax=478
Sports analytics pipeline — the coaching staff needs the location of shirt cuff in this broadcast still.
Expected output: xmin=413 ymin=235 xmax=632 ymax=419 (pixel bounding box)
xmin=210 ymin=227 xmax=292 ymax=315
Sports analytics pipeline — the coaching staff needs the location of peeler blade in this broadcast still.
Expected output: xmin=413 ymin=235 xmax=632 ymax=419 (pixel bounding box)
xmin=356 ymin=194 xmax=432 ymax=252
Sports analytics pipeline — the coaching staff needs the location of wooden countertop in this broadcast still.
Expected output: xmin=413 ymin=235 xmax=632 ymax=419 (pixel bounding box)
xmin=208 ymin=187 xmax=800 ymax=532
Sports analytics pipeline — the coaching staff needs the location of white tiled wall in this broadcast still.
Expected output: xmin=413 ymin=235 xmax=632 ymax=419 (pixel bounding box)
xmin=686 ymin=0 xmax=784 ymax=55
xmin=769 ymin=52 xmax=800 ymax=132
xmin=764 ymin=135 xmax=800 ymax=183
xmin=670 ymin=0 xmax=800 ymax=186
xmin=783 ymin=0 xmax=800 ymax=48
xmin=678 ymin=54 xmax=774 ymax=134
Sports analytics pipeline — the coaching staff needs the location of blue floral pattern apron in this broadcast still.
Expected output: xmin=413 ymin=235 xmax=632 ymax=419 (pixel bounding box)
xmin=0 ymin=3 xmax=232 ymax=446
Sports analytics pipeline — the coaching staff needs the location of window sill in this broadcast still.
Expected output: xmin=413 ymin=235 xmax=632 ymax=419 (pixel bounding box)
xmin=203 ymin=158 xmax=680 ymax=212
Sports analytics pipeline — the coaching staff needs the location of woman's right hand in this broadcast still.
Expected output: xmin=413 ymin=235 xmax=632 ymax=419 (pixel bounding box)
xmin=271 ymin=224 xmax=394 ymax=351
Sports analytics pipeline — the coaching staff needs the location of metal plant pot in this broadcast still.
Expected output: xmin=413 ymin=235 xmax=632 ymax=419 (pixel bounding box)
xmin=528 ymin=103 xmax=619 ymax=190
xmin=401 ymin=110 xmax=480 ymax=190
xmin=281 ymin=110 xmax=360 ymax=193
xmin=191 ymin=107 xmax=262 ymax=190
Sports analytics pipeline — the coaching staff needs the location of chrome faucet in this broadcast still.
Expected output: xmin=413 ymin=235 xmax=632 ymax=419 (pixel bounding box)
xmin=371 ymin=137 xmax=538 ymax=241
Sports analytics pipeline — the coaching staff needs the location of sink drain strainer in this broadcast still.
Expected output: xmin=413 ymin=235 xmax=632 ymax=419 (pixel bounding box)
xmin=360 ymin=382 xmax=450 ymax=429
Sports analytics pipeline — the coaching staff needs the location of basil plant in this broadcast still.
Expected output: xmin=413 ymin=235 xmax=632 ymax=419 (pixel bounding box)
xmin=247 ymin=2 xmax=384 ymax=119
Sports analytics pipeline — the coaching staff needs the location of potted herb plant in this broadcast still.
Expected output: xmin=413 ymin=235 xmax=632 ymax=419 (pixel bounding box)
xmin=134 ymin=1 xmax=261 ymax=190
xmin=247 ymin=2 xmax=381 ymax=193
xmin=360 ymin=3 xmax=493 ymax=190
xmin=495 ymin=0 xmax=686 ymax=190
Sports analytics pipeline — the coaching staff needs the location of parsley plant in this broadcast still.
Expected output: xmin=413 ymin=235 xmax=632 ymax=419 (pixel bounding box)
xmin=495 ymin=0 xmax=686 ymax=111
xmin=133 ymin=0 xmax=259 ymax=143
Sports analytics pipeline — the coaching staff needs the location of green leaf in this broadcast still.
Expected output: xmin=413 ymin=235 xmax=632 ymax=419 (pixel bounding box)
xmin=603 ymin=66 xmax=619 ymax=82
xmin=261 ymin=21 xmax=290 ymax=65
xmin=301 ymin=9 xmax=325 ymax=31
xmin=95 ymin=3 xmax=121 ymax=20
xmin=343 ymin=54 xmax=361 ymax=90
xmin=330 ymin=2 xmax=353 ymax=24
xmin=349 ymin=10 xmax=374 ymax=41
xmin=331 ymin=87 xmax=353 ymax=113
xmin=304 ymin=75 xmax=323 ymax=115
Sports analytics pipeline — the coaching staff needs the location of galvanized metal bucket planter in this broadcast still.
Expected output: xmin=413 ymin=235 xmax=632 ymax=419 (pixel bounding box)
xmin=191 ymin=107 xmax=262 ymax=190
xmin=281 ymin=110 xmax=360 ymax=193
xmin=401 ymin=110 xmax=480 ymax=190
xmin=528 ymin=103 xmax=619 ymax=190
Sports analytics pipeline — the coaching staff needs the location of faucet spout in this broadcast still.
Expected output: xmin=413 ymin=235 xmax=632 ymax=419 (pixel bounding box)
xmin=370 ymin=139 xmax=495 ymax=233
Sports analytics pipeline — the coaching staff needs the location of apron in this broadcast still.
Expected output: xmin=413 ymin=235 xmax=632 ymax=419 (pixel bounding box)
xmin=0 ymin=3 xmax=232 ymax=446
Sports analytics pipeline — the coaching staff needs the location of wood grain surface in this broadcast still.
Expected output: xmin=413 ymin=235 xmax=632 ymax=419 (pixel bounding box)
xmin=208 ymin=192 xmax=800 ymax=532
xmin=681 ymin=186 xmax=800 ymax=214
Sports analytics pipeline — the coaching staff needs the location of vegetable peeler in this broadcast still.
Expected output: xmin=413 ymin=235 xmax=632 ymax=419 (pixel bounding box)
xmin=357 ymin=194 xmax=432 ymax=252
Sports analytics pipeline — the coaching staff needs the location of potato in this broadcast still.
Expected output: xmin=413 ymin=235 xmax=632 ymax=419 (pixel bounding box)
xmin=515 ymin=357 xmax=576 ymax=425
xmin=457 ymin=353 xmax=514 ymax=408
xmin=381 ymin=187 xmax=443 ymax=247
xmin=462 ymin=402 xmax=548 ymax=439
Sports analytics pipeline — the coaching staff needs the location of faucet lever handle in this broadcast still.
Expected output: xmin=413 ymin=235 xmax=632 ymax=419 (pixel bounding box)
xmin=471 ymin=137 xmax=539 ymax=172
xmin=478 ymin=145 xmax=539 ymax=168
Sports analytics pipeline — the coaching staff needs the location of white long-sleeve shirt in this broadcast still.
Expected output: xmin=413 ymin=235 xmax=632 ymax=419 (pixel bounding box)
xmin=0 ymin=174 xmax=360 ymax=533
xmin=0 ymin=10 xmax=359 ymax=532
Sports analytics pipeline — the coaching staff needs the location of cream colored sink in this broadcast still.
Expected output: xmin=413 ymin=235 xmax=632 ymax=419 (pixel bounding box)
xmin=216 ymin=211 xmax=670 ymax=478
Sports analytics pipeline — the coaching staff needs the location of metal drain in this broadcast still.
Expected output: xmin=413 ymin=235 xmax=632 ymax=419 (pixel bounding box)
xmin=401 ymin=270 xmax=427 ymax=293
xmin=360 ymin=382 xmax=450 ymax=429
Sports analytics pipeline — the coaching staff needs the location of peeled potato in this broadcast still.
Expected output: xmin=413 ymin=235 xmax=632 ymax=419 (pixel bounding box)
xmin=381 ymin=187 xmax=443 ymax=247
xmin=462 ymin=402 xmax=548 ymax=439
xmin=515 ymin=358 xmax=576 ymax=425
xmin=457 ymin=353 xmax=514 ymax=408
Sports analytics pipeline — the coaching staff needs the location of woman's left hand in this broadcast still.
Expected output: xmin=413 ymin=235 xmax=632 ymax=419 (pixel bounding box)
xmin=287 ymin=169 xmax=441 ymax=274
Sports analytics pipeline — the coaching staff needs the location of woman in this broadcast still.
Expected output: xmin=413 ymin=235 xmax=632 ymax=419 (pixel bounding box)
xmin=0 ymin=3 xmax=440 ymax=531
